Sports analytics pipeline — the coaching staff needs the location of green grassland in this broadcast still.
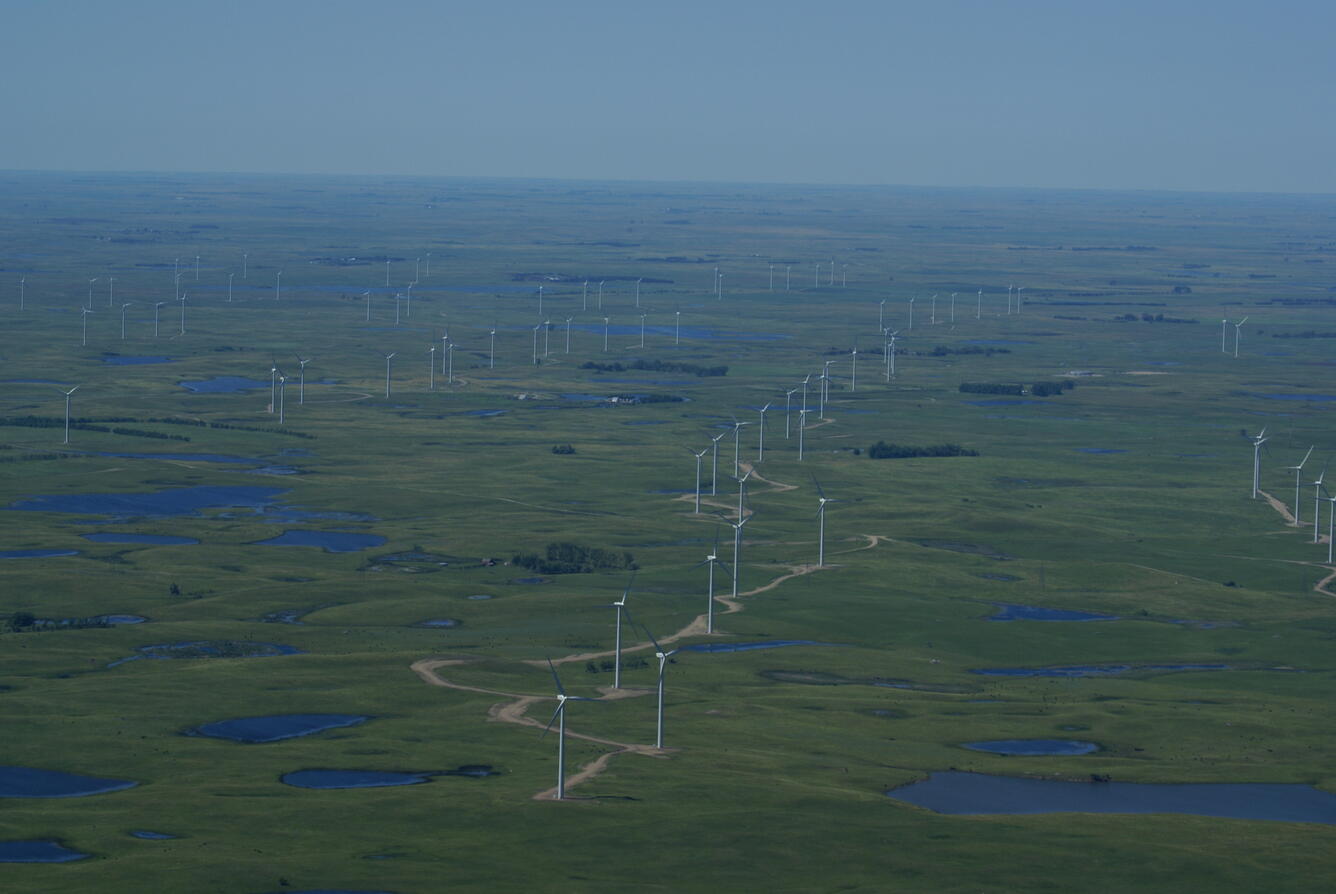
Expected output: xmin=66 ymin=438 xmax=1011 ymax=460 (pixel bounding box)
xmin=1 ymin=172 xmax=1335 ymax=892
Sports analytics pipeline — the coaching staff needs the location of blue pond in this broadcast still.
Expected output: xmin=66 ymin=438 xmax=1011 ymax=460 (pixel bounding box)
xmin=459 ymin=409 xmax=506 ymax=417
xmin=109 ymin=641 xmax=302 ymax=668
xmin=0 ymin=840 xmax=88 ymax=863
xmin=102 ymin=355 xmax=173 ymax=365
xmin=82 ymin=532 xmax=200 ymax=545
xmin=97 ymin=615 xmax=148 ymax=625
xmin=0 ymin=766 xmax=137 ymax=798
xmin=1250 ymin=393 xmax=1336 ymax=402
xmin=188 ymin=714 xmax=369 ymax=744
xmin=1 ymin=378 xmax=65 ymax=384
xmin=1076 ymin=448 xmax=1127 ymax=454
xmin=7 ymin=485 xmax=287 ymax=518
xmin=972 ymin=664 xmax=1228 ymax=678
xmin=887 ymin=771 xmax=1336 ymax=823
xmin=130 ymin=830 xmax=176 ymax=840
xmin=963 ymin=739 xmax=1100 ymax=755
xmin=466 ymin=594 xmax=493 ymax=600
xmin=254 ymin=530 xmax=386 ymax=553
xmin=282 ymin=769 xmax=432 ymax=789
xmin=679 ymin=640 xmax=839 ymax=654
xmin=415 ymin=619 xmax=461 ymax=628
xmin=179 ymin=376 xmax=270 ymax=393
xmin=0 ymin=549 xmax=78 ymax=559
xmin=989 ymin=604 xmax=1117 ymax=622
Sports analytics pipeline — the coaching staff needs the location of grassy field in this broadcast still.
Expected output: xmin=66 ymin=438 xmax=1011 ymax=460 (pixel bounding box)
xmin=1 ymin=172 xmax=1335 ymax=892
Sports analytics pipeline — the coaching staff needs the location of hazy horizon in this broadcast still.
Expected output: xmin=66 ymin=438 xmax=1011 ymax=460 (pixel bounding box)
xmin=3 ymin=0 xmax=1333 ymax=195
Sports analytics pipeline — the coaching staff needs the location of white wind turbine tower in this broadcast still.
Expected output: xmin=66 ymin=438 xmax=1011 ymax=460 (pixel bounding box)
xmin=565 ymin=317 xmax=573 ymax=354
xmin=295 ymin=356 xmax=311 ymax=404
xmin=675 ymin=309 xmax=681 ymax=345
xmin=269 ymin=363 xmax=278 ymax=413
xmin=878 ymin=299 xmax=886 ymax=331
xmin=907 ymin=296 xmax=915 ymax=330
xmin=797 ymin=408 xmax=809 ymax=461
xmin=61 ymin=385 xmax=79 ymax=444
xmin=635 ymin=277 xmax=642 ymax=308
xmin=785 ymin=264 xmax=791 ymax=291
xmin=446 ymin=341 xmax=455 ymax=386
xmin=597 ymin=575 xmax=636 ymax=689
xmin=540 ymin=658 xmax=597 ymax=801
xmin=814 ymin=263 xmax=820 ymax=287
xmin=228 ymin=272 xmax=234 ymax=303
xmin=384 ymin=352 xmax=396 ymax=398
xmin=364 ymin=290 xmax=372 ymax=321
xmin=19 ymin=276 xmax=25 ymax=313
xmin=1007 ymin=284 xmax=1014 ymax=314
xmin=582 ymin=280 xmax=588 ymax=311
xmin=80 ymin=307 xmax=94 ymax=346
xmin=950 ymin=292 xmax=957 ymax=324
xmin=885 ymin=329 xmax=900 ymax=380
xmin=638 ymin=313 xmax=646 ymax=348
xmin=639 ymin=622 xmax=680 ymax=750
xmin=1251 ymin=428 xmax=1268 ymax=499
xmin=784 ymin=388 xmax=797 ymax=438
xmin=1284 ymin=447 xmax=1314 ymax=525
xmin=537 ymin=284 xmax=543 ymax=317
xmin=87 ymin=278 xmax=97 ymax=309
xmin=695 ymin=525 xmax=732 ymax=634
xmin=532 ymin=324 xmax=540 ymax=365
xmin=930 ymin=294 xmax=937 ymax=325
xmin=543 ymin=320 xmax=552 ymax=359
xmin=275 ymin=270 xmax=282 ymax=301
xmin=489 ymin=327 xmax=496 ymax=368
xmin=1232 ymin=317 xmax=1249 ymax=358
xmin=710 ymin=431 xmax=727 ymax=495
xmin=178 ymin=292 xmax=188 ymax=334
xmin=976 ymin=289 xmax=982 ymax=320
xmin=242 ymin=252 xmax=248 ymax=278
xmin=688 ymin=446 xmax=709 ymax=513
xmin=385 ymin=259 xmax=391 ymax=287
xmin=735 ymin=468 xmax=752 ymax=521
xmin=730 ymin=420 xmax=751 ymax=478
xmin=277 ymin=373 xmax=287 ymax=424
xmin=1312 ymin=463 xmax=1328 ymax=544
xmin=722 ymin=511 xmax=754 ymax=599
xmin=153 ymin=301 xmax=165 ymax=337
xmin=1221 ymin=317 xmax=1228 ymax=352
xmin=769 ymin=263 xmax=774 ymax=291
xmin=757 ymin=404 xmax=772 ymax=461
xmin=849 ymin=342 xmax=859 ymax=392
xmin=813 ymin=476 xmax=841 ymax=567
xmin=194 ymin=255 xmax=200 ymax=281
xmin=119 ymin=302 xmax=133 ymax=339
xmin=603 ymin=317 xmax=610 ymax=352
xmin=425 ymin=252 xmax=431 ymax=277
xmin=598 ymin=280 xmax=605 ymax=309
xmin=1324 ymin=494 xmax=1336 ymax=564
xmin=427 ymin=345 xmax=436 ymax=390
xmin=106 ymin=276 xmax=115 ymax=308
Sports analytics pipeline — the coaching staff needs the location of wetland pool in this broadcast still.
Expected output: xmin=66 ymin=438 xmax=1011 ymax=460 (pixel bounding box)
xmin=988 ymin=604 xmax=1117 ymax=622
xmin=254 ymin=530 xmax=386 ymax=552
xmin=0 ymin=840 xmax=88 ymax=862
xmin=187 ymin=714 xmax=370 ymax=744
xmin=0 ymin=766 xmax=137 ymax=798
xmin=963 ymin=740 xmax=1101 ymax=755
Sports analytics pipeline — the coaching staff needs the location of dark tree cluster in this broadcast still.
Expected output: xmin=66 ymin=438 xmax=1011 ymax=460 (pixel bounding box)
xmin=582 ymin=358 xmax=728 ymax=377
xmin=512 ymin=543 xmax=638 ymax=575
xmin=867 ymin=441 xmax=979 ymax=459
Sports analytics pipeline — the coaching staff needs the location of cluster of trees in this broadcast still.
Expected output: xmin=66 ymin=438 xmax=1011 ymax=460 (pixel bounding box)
xmin=616 ymin=393 xmax=684 ymax=404
xmin=925 ymin=345 xmax=1011 ymax=357
xmin=581 ymin=358 xmax=728 ymax=377
xmin=586 ymin=657 xmax=650 ymax=673
xmin=959 ymin=383 xmax=1024 ymax=396
xmin=149 ymin=417 xmax=316 ymax=438
xmin=7 ymin=612 xmax=111 ymax=633
xmin=1272 ymin=330 xmax=1336 ymax=339
xmin=867 ymin=441 xmax=979 ymax=459
xmin=551 ymin=444 xmax=576 ymax=454
xmin=512 ymin=542 xmax=638 ymax=575
xmin=1114 ymin=313 xmax=1197 ymax=324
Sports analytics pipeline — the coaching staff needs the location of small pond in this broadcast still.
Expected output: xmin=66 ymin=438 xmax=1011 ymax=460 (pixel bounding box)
xmin=887 ymin=771 xmax=1336 ymax=823
xmin=415 ymin=619 xmax=462 ymax=628
xmin=96 ymin=614 xmax=148 ymax=625
xmin=1250 ymin=393 xmax=1336 ymax=402
xmin=282 ymin=769 xmax=432 ymax=789
xmin=110 ymin=641 xmax=300 ymax=667
xmin=466 ymin=594 xmax=493 ymax=601
xmin=254 ymin=530 xmax=386 ymax=553
xmin=130 ymin=830 xmax=176 ymax=840
xmin=0 ymin=840 xmax=88 ymax=863
xmin=963 ymin=399 xmax=1051 ymax=407
xmin=187 ymin=713 xmax=370 ymax=744
xmin=0 ymin=549 xmax=78 ymax=559
xmin=963 ymin=739 xmax=1101 ymax=755
xmin=179 ymin=376 xmax=271 ymax=393
xmin=0 ymin=766 xmax=137 ymax=798
xmin=94 ymin=451 xmax=264 ymax=464
xmin=82 ymin=532 xmax=200 ymax=545
xmin=989 ymin=604 xmax=1117 ymax=622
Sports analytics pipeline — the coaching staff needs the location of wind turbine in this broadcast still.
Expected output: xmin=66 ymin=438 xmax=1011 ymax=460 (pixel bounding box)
xmin=582 ymin=280 xmax=588 ymax=311
xmin=1251 ymin=428 xmax=1268 ymax=499
xmin=1312 ymin=463 xmax=1328 ymax=544
xmin=639 ymin=621 xmax=679 ymax=749
xmin=446 ymin=341 xmax=455 ymax=386
xmin=275 ymin=270 xmax=282 ymax=301
xmin=603 ymin=317 xmax=610 ymax=352
xmin=1221 ymin=317 xmax=1228 ymax=353
xmin=784 ymin=388 xmax=798 ymax=438
xmin=119 ymin=302 xmax=132 ymax=339
xmin=950 ymin=292 xmax=957 ymax=324
xmin=597 ymin=280 xmax=605 ymax=309
xmin=757 ymin=403 xmax=771 ymax=461
xmin=427 ymin=345 xmax=436 ymax=390
xmin=813 ymin=476 xmax=841 ymax=567
xmin=674 ymin=309 xmax=681 ymax=345
xmin=384 ymin=352 xmax=396 ymax=398
xmin=797 ymin=408 xmax=809 ymax=461
xmin=598 ymin=575 xmax=636 ymax=689
xmin=295 ymin=356 xmax=311 ymax=404
xmin=194 ymin=255 xmax=200 ymax=281
xmin=1007 ymin=284 xmax=1014 ymax=314
xmin=228 ymin=272 xmax=234 ymax=303
xmin=178 ymin=292 xmax=187 ymax=335
xmin=540 ymin=658 xmax=597 ymax=801
xmin=385 ymin=259 xmax=391 ymax=287
xmin=277 ymin=373 xmax=287 ymax=424
xmin=364 ymin=290 xmax=372 ymax=321
xmin=689 ymin=446 xmax=708 ymax=513
xmin=639 ymin=313 xmax=646 ymax=348
xmin=730 ymin=420 xmax=751 ymax=478
xmin=930 ymin=294 xmax=937 ymax=325
xmin=635 ymin=277 xmax=642 ymax=308
xmin=1232 ymin=317 xmax=1248 ymax=358
xmin=242 ymin=252 xmax=248 ymax=278
xmin=489 ymin=327 xmax=496 ymax=368
xmin=87 ymin=278 xmax=97 ymax=309
xmin=106 ymin=276 xmax=115 ymax=308
xmin=269 ymin=363 xmax=278 ymax=413
xmin=976 ymin=289 xmax=982 ymax=320
xmin=849 ymin=342 xmax=858 ymax=392
xmin=537 ymin=284 xmax=543 ymax=317
xmin=80 ymin=307 xmax=94 ymax=346
xmin=696 ymin=525 xmax=731 ymax=634
xmin=907 ymin=296 xmax=915 ymax=330
xmin=61 ymin=385 xmax=79 ymax=444
xmin=18 ymin=276 xmax=24 ymax=313
xmin=710 ymin=431 xmax=727 ymax=495
xmin=565 ymin=317 xmax=573 ymax=354
xmin=154 ymin=301 xmax=165 ymax=337
xmin=1285 ymin=447 xmax=1314 ymax=526
xmin=769 ymin=263 xmax=774 ymax=291
xmin=785 ymin=265 xmax=791 ymax=291
xmin=543 ymin=319 xmax=551 ymax=358
xmin=532 ymin=324 xmax=540 ymax=365
xmin=878 ymin=299 xmax=885 ymax=331
xmin=722 ymin=512 xmax=754 ymax=599
xmin=814 ymin=263 xmax=820 ymax=287
xmin=1324 ymin=494 xmax=1336 ymax=564
xmin=736 ymin=468 xmax=752 ymax=521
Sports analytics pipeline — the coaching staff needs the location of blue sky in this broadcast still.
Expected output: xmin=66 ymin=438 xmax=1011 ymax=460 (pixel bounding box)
xmin=2 ymin=0 xmax=1332 ymax=192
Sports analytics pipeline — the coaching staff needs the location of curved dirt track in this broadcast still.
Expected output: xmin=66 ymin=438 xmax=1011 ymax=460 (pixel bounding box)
xmin=1256 ymin=489 xmax=1333 ymax=596
xmin=412 ymin=467 xmax=887 ymax=799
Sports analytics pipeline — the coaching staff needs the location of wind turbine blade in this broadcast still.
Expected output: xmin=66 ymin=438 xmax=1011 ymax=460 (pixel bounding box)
xmin=810 ymin=474 xmax=826 ymax=500
xmin=539 ymin=702 xmax=562 ymax=739
xmin=546 ymin=658 xmax=566 ymax=697
xmin=639 ymin=620 xmax=665 ymax=655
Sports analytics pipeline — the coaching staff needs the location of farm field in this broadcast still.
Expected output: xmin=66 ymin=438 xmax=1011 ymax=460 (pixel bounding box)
xmin=1 ymin=171 xmax=1335 ymax=893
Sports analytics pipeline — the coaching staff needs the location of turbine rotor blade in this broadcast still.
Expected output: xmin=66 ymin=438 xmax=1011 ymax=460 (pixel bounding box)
xmin=546 ymin=657 xmax=566 ymax=697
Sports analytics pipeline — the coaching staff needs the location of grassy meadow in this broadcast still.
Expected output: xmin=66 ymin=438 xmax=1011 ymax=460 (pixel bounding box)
xmin=0 ymin=172 xmax=1334 ymax=892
